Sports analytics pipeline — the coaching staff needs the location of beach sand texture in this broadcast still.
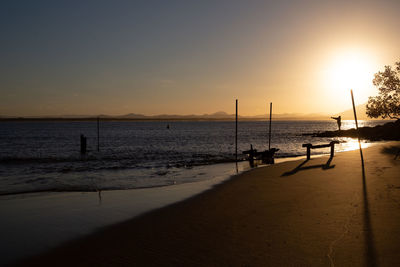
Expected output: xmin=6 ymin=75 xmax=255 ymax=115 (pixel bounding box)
xmin=19 ymin=142 xmax=400 ymax=266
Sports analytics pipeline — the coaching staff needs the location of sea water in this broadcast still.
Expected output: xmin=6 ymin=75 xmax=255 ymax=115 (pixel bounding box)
xmin=0 ymin=120 xmax=387 ymax=195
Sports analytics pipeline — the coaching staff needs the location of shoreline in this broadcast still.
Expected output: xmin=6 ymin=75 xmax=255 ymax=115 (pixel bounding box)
xmin=0 ymin=161 xmax=249 ymax=266
xmin=0 ymin=155 xmax=303 ymax=265
xmin=0 ymin=138 xmax=382 ymax=197
xmin=15 ymin=141 xmax=400 ymax=266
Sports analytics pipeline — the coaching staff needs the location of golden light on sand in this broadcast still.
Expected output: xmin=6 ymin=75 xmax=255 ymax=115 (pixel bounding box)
xmin=322 ymin=50 xmax=377 ymax=104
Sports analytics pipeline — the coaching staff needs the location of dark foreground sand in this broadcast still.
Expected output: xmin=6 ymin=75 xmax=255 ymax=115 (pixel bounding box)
xmin=18 ymin=142 xmax=400 ymax=267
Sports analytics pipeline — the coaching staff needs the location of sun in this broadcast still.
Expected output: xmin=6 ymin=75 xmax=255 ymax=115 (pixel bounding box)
xmin=322 ymin=51 xmax=377 ymax=104
xmin=329 ymin=55 xmax=372 ymax=90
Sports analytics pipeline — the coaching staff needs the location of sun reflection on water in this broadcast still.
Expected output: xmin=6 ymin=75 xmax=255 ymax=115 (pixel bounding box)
xmin=338 ymin=137 xmax=371 ymax=152
xmin=336 ymin=120 xmax=380 ymax=152
xmin=340 ymin=120 xmax=373 ymax=131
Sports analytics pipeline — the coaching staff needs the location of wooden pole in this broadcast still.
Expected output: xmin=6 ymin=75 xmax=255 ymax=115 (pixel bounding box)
xmin=268 ymin=102 xmax=272 ymax=150
xmin=235 ymin=99 xmax=238 ymax=163
xmin=80 ymin=134 xmax=87 ymax=154
xmin=97 ymin=116 xmax=100 ymax=152
xmin=351 ymin=90 xmax=359 ymax=131
xmin=351 ymin=89 xmax=364 ymax=160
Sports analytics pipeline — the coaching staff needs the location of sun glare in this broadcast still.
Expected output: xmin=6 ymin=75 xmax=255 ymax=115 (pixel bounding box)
xmin=322 ymin=51 xmax=377 ymax=104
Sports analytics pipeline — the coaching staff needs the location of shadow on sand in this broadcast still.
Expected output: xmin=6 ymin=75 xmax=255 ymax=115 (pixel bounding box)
xmin=281 ymin=146 xmax=377 ymax=265
xmin=280 ymin=157 xmax=335 ymax=177
xmin=380 ymin=145 xmax=400 ymax=160
xmin=359 ymin=144 xmax=378 ymax=267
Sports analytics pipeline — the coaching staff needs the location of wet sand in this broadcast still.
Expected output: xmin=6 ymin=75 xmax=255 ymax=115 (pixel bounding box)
xmin=0 ymin=162 xmax=248 ymax=266
xmin=18 ymin=142 xmax=400 ymax=266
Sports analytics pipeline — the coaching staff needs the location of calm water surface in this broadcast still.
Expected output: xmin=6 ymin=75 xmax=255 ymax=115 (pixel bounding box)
xmin=0 ymin=120 xmax=387 ymax=195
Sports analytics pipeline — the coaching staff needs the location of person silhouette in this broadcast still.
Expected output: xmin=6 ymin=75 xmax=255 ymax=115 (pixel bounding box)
xmin=331 ymin=116 xmax=341 ymax=131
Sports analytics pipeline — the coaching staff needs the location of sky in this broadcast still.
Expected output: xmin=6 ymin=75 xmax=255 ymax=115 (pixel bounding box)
xmin=1 ymin=0 xmax=399 ymax=116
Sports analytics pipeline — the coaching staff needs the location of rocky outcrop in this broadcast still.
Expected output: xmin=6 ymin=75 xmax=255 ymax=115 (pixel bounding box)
xmin=312 ymin=120 xmax=400 ymax=141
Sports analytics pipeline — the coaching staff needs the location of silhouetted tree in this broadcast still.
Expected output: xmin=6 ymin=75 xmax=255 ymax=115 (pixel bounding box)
xmin=366 ymin=61 xmax=400 ymax=120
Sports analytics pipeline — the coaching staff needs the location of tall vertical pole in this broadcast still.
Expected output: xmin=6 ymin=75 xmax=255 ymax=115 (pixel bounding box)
xmin=351 ymin=89 xmax=363 ymax=154
xmin=268 ymin=102 xmax=272 ymax=151
xmin=235 ymin=99 xmax=238 ymax=163
xmin=97 ymin=116 xmax=100 ymax=152
xmin=350 ymin=90 xmax=359 ymax=130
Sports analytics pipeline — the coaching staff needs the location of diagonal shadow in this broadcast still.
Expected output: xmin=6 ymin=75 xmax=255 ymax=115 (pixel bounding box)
xmin=358 ymin=143 xmax=377 ymax=267
xmin=380 ymin=145 xmax=400 ymax=160
xmin=281 ymin=157 xmax=335 ymax=177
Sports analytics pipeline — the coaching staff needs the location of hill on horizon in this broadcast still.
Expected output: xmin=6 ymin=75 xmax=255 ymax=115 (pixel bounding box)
xmin=0 ymin=103 xmax=389 ymax=121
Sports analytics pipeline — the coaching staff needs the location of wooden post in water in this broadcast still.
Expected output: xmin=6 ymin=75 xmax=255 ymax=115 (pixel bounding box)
xmin=97 ymin=116 xmax=100 ymax=152
xmin=268 ymin=102 xmax=272 ymax=151
xmin=235 ymin=99 xmax=238 ymax=163
xmin=80 ymin=134 xmax=87 ymax=154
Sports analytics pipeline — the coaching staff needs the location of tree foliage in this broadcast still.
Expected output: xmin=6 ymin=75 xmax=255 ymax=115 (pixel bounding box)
xmin=366 ymin=61 xmax=400 ymax=120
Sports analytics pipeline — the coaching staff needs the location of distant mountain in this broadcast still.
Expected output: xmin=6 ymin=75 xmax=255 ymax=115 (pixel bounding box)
xmin=207 ymin=111 xmax=232 ymax=118
xmin=0 ymin=104 xmax=386 ymax=121
xmin=118 ymin=113 xmax=148 ymax=119
xmin=0 ymin=112 xmax=328 ymax=121
xmin=115 ymin=111 xmax=330 ymax=120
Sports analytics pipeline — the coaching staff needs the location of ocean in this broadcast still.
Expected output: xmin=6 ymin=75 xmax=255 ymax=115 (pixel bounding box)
xmin=0 ymin=120 xmax=387 ymax=195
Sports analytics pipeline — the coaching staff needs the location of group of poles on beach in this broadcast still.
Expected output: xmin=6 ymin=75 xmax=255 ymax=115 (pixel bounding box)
xmin=234 ymin=99 xmax=278 ymax=166
xmin=81 ymin=90 xmax=361 ymax=167
xmin=234 ymin=89 xmax=363 ymax=166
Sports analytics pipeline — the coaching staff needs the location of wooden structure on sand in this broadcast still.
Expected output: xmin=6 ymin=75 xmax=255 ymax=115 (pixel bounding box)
xmin=302 ymin=141 xmax=339 ymax=160
xmin=242 ymin=102 xmax=279 ymax=167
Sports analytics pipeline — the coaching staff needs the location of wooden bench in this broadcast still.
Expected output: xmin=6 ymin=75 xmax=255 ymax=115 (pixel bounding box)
xmin=302 ymin=141 xmax=339 ymax=160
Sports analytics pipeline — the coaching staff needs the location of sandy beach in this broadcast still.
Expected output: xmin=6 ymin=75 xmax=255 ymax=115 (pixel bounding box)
xmin=17 ymin=142 xmax=400 ymax=266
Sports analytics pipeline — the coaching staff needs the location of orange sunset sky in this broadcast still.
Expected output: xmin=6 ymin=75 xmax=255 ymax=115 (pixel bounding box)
xmin=1 ymin=0 xmax=399 ymax=116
